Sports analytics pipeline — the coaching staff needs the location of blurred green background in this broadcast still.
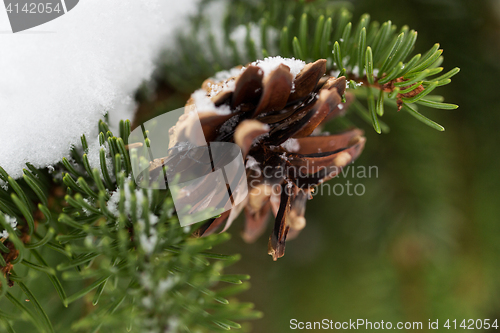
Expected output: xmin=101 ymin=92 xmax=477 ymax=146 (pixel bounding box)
xmin=214 ymin=0 xmax=500 ymax=331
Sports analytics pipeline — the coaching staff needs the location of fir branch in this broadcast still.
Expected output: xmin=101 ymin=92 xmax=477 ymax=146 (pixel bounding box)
xmin=163 ymin=1 xmax=459 ymax=133
xmin=0 ymin=120 xmax=259 ymax=332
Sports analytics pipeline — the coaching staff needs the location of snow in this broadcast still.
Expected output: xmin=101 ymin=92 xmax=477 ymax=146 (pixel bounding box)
xmin=137 ymin=213 xmax=159 ymax=254
xmin=105 ymin=177 xmax=159 ymax=253
xmin=281 ymin=138 xmax=300 ymax=152
xmin=213 ymin=67 xmax=245 ymax=82
xmin=0 ymin=214 xmax=18 ymax=239
xmin=158 ymin=276 xmax=178 ymax=294
xmin=139 ymin=230 xmax=158 ymax=254
xmin=280 ymin=151 xmax=288 ymax=161
xmin=246 ymin=155 xmax=260 ymax=171
xmin=250 ymin=56 xmax=306 ymax=80
xmin=191 ymin=89 xmax=232 ymax=115
xmin=107 ymin=178 xmax=153 ymax=218
xmin=81 ymin=198 xmax=93 ymax=216
xmin=197 ymin=57 xmax=307 ymax=114
xmin=0 ymin=0 xmax=199 ymax=179
xmin=201 ymin=57 xmax=306 ymax=114
xmin=86 ymin=136 xmax=115 ymax=181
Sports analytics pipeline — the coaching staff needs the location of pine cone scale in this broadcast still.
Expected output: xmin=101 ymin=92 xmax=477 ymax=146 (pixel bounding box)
xmin=254 ymin=64 xmax=293 ymax=116
xmin=288 ymin=59 xmax=327 ymax=101
xmin=232 ymin=65 xmax=263 ymax=108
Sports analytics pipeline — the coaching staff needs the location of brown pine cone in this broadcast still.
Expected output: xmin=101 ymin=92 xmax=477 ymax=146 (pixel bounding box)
xmin=178 ymin=57 xmax=366 ymax=260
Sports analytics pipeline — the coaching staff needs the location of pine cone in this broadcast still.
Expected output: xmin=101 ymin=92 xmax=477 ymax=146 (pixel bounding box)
xmin=178 ymin=57 xmax=365 ymax=260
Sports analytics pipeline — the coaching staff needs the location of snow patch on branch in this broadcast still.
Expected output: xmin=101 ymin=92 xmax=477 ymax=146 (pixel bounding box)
xmin=0 ymin=0 xmax=199 ymax=179
xmin=0 ymin=215 xmax=18 ymax=239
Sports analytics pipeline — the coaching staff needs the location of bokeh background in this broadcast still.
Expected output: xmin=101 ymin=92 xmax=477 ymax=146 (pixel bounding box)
xmin=210 ymin=0 xmax=500 ymax=331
